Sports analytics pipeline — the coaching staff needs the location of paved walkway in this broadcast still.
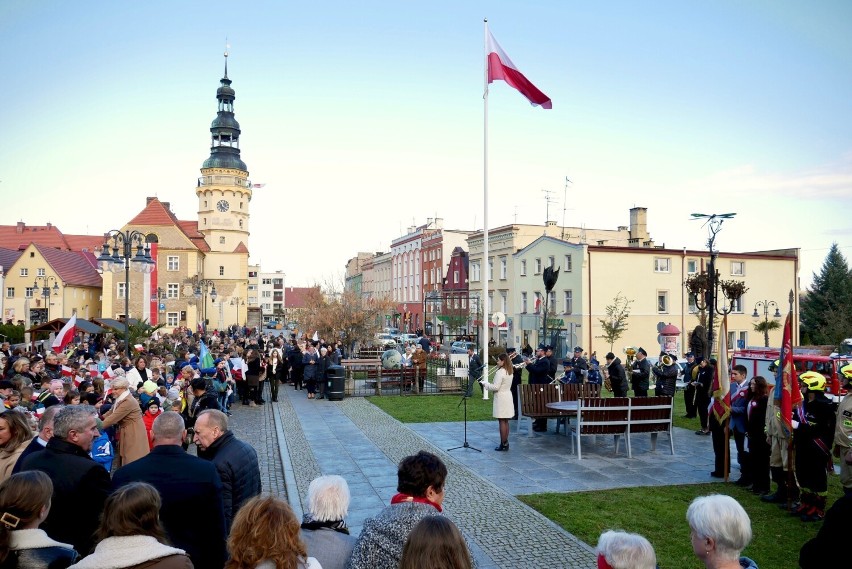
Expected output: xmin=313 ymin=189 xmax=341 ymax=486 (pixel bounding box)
xmin=241 ymin=387 xmax=731 ymax=569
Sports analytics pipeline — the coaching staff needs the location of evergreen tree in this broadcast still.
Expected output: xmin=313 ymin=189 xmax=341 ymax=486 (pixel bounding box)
xmin=800 ymin=243 xmax=852 ymax=345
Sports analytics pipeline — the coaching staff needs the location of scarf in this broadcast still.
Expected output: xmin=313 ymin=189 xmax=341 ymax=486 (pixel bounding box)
xmin=390 ymin=492 xmax=442 ymax=513
xmin=597 ymin=554 xmax=614 ymax=569
xmin=300 ymin=514 xmax=349 ymax=534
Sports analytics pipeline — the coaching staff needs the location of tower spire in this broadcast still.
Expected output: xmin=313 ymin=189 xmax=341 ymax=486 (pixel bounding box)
xmin=201 ymin=49 xmax=246 ymax=171
xmin=224 ymin=39 xmax=229 ymax=79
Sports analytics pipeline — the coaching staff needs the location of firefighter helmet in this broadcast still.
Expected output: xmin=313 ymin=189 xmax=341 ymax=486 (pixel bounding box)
xmin=841 ymin=363 xmax=852 ymax=382
xmin=768 ymin=359 xmax=780 ymax=372
xmin=799 ymin=371 xmax=826 ymax=392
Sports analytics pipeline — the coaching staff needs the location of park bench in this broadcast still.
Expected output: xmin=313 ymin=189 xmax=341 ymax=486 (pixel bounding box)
xmin=362 ymin=367 xmax=420 ymax=394
xmin=570 ymin=396 xmax=674 ymax=459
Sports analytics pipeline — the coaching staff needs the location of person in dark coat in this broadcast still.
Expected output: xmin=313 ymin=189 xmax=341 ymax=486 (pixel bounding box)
xmin=793 ymin=371 xmax=836 ymax=522
xmin=507 ymin=348 xmax=523 ymax=419
xmin=746 ymin=376 xmax=771 ymax=495
xmin=682 ymin=352 xmax=698 ymax=418
xmin=194 ymin=409 xmax=261 ymax=530
xmin=288 ymin=342 xmax=304 ymax=391
xmin=265 ymin=349 xmax=285 ymax=403
xmin=113 ymin=411 xmax=227 ymax=568
xmin=693 ymin=357 xmax=714 ymax=435
xmin=18 ymin=405 xmax=110 ymax=556
xmin=12 ymin=404 xmax=60 ymax=474
xmin=799 ymin=493 xmax=852 ymax=568
xmin=651 ymin=352 xmax=679 ymax=397
xmin=630 ymin=347 xmax=651 ymax=396
xmin=567 ymin=347 xmax=588 ymax=382
xmin=526 ymin=346 xmax=551 ymax=432
xmin=604 ymin=353 xmax=628 ymax=397
xmin=183 ymin=377 xmax=220 ymax=433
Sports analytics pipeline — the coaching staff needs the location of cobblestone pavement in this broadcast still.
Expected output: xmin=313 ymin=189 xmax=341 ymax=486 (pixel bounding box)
xmin=227 ymin=396 xmax=286 ymax=498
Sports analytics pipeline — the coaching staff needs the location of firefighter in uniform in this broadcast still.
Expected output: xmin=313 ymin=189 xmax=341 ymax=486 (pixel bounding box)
xmin=833 ymin=363 xmax=852 ymax=496
xmin=792 ymin=371 xmax=836 ymax=522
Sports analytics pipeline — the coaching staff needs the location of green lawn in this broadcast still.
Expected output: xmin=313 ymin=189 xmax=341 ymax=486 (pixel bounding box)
xmin=520 ymin=480 xmax=843 ymax=569
xmin=368 ymin=391 xmax=495 ymax=422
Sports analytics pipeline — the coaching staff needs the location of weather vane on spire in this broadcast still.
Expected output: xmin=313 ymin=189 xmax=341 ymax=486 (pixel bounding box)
xmin=224 ymin=38 xmax=230 ymax=77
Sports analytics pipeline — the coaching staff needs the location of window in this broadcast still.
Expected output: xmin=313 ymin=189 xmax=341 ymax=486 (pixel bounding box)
xmin=688 ymin=293 xmax=698 ymax=313
xmin=564 ymin=290 xmax=573 ymax=314
xmin=166 ymin=312 xmax=179 ymax=327
xmin=730 ymin=294 xmax=743 ymax=313
xmin=499 ymin=256 xmax=507 ymax=280
xmin=436 ymin=267 xmax=441 ymax=283
xmin=166 ymin=283 xmax=179 ymax=299
xmin=262 ymin=278 xmax=272 ymax=285
xmin=727 ymin=331 xmax=736 ymax=351
xmin=5 ymin=288 xmax=13 ymax=299
xmin=731 ymin=261 xmax=745 ymax=276
xmin=687 ymin=259 xmax=698 ymax=274
xmin=534 ymin=258 xmax=542 ymax=274
xmin=654 ymin=257 xmax=671 ymax=273
xmin=19 ymin=268 xmax=28 ymax=277
xmin=453 ymin=270 xmax=459 ymax=284
xmin=167 ymin=256 xmax=179 ymax=271
xmin=564 ymin=254 xmax=572 ymax=272
xmin=248 ymin=285 xmax=257 ymax=291
xmin=657 ymin=291 xmax=668 ymax=313
xmin=534 ymin=292 xmax=542 ymax=313
xmin=738 ymin=331 xmax=747 ymax=350
xmin=219 ymin=266 xmax=224 ymax=276
xmin=471 ymin=262 xmax=480 ymax=283
xmin=520 ymin=260 xmax=527 ymax=276
xmin=262 ymin=291 xmax=272 ymax=298
xmin=549 ymin=256 xmax=555 ymax=268
xmin=500 ymin=291 xmax=507 ymax=313
xmin=549 ymin=291 xmax=556 ymax=310
xmin=423 ymin=270 xmax=429 ymax=285
xmin=521 ymin=292 xmax=528 ymax=313
xmin=488 ymin=292 xmax=493 ymax=312
xmin=488 ymin=258 xmax=493 ymax=281
xmin=37 ymin=268 xmax=45 ymax=277
xmin=25 ymin=287 xmax=34 ymax=299
xmin=219 ymin=236 xmax=226 ymax=244
xmin=117 ymin=283 xmax=126 ymax=299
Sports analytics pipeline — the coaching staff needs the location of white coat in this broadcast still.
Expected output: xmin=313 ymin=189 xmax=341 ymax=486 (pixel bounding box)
xmin=482 ymin=367 xmax=514 ymax=418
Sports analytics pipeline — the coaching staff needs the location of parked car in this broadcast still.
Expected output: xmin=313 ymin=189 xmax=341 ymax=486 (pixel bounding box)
xmin=265 ymin=320 xmax=278 ymax=329
xmin=399 ymin=333 xmax=418 ymax=345
xmin=374 ymin=333 xmax=397 ymax=347
xmin=450 ymin=341 xmax=477 ymax=354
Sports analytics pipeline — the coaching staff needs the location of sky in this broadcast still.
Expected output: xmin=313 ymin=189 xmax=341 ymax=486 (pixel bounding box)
xmin=1 ymin=0 xmax=850 ymax=289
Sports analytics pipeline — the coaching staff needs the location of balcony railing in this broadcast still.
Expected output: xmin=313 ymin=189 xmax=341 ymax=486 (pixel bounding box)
xmin=197 ymin=175 xmax=253 ymax=188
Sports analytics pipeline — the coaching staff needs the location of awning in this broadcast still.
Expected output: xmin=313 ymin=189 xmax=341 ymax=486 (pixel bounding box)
xmin=26 ymin=318 xmax=105 ymax=335
xmin=92 ymin=317 xmax=140 ymax=330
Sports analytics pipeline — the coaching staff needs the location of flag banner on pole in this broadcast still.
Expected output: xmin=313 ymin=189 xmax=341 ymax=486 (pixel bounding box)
xmin=775 ymin=312 xmax=802 ymax=433
xmin=486 ymin=29 xmax=552 ymax=109
xmin=52 ymin=315 xmax=77 ymax=351
xmin=102 ymin=366 xmax=116 ymax=380
xmin=711 ymin=317 xmax=731 ymax=422
xmin=199 ymin=340 xmax=215 ymax=369
xmin=61 ymin=365 xmax=74 ymax=378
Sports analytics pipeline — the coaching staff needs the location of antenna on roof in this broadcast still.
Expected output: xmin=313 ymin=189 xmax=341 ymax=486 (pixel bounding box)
xmin=561 ymin=176 xmax=572 ymax=240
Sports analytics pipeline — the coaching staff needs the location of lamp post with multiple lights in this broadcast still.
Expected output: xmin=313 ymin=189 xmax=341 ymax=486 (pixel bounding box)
xmin=194 ymin=279 xmax=217 ymax=333
xmin=96 ymin=230 xmax=156 ymax=357
xmin=33 ymin=275 xmax=59 ymax=323
xmin=752 ymin=299 xmax=782 ymax=348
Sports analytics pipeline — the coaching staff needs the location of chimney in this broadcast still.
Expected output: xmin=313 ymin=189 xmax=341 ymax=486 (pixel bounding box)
xmin=16 ymin=222 xmax=24 ymax=234
xmin=629 ymin=207 xmax=648 ymax=240
xmin=435 ymin=218 xmax=444 ymax=229
xmin=146 ymin=197 xmax=155 ymax=204
xmin=426 ymin=218 xmax=434 ymax=227
xmin=46 ymin=222 xmax=52 ymax=230
xmin=162 ymin=202 xmax=170 ymax=212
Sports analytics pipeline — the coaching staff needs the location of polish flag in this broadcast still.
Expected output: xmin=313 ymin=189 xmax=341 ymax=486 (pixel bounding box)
xmin=61 ymin=365 xmax=74 ymax=378
xmin=252 ymin=183 xmax=266 ymax=188
xmin=52 ymin=315 xmax=77 ymax=351
xmin=487 ymin=29 xmax=552 ymax=109
xmin=102 ymin=366 xmax=116 ymax=380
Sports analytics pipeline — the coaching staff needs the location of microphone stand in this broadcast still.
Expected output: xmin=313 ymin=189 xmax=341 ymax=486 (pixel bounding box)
xmin=448 ymin=374 xmax=482 ymax=453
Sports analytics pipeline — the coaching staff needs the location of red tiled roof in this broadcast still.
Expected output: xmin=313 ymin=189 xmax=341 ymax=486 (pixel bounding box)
xmin=35 ymin=244 xmax=102 ymax=288
xmin=127 ymin=198 xmax=212 ymax=252
xmin=284 ymin=287 xmax=321 ymax=309
xmin=0 ymin=223 xmax=102 ymax=252
xmin=0 ymin=247 xmax=23 ymax=271
xmin=177 ymin=221 xmax=210 ymax=252
xmin=233 ymin=241 xmax=249 ymax=254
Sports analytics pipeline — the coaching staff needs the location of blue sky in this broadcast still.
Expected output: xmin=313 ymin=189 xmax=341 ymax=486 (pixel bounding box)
xmin=1 ymin=0 xmax=850 ymax=288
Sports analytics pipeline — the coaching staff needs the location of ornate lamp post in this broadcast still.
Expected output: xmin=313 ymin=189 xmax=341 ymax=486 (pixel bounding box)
xmin=33 ymin=275 xmax=59 ymax=323
xmin=752 ymin=299 xmax=781 ymax=348
xmin=194 ymin=279 xmax=217 ymax=333
xmin=684 ymin=213 xmax=747 ymax=358
xmin=96 ymin=230 xmax=156 ymax=357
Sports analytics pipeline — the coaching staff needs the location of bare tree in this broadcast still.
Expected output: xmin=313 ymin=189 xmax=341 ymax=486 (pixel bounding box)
xmin=598 ymin=293 xmax=634 ymax=352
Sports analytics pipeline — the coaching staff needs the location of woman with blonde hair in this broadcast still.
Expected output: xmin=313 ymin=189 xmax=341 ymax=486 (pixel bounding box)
xmin=226 ymin=495 xmax=320 ymax=569
xmin=687 ymin=494 xmax=757 ymax=569
xmin=99 ymin=378 xmax=149 ymax=466
xmin=0 ymin=471 xmax=78 ymax=567
xmin=398 ymin=516 xmax=471 ymax=569
xmin=479 ymin=352 xmax=514 ymax=451
xmin=0 ymin=411 xmax=34 ymax=482
xmin=68 ymin=482 xmax=192 ymax=569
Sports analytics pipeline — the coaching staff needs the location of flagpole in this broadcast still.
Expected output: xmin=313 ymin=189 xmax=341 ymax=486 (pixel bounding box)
xmin=481 ymin=18 xmax=490 ymax=401
xmin=723 ymin=315 xmax=730 ymax=482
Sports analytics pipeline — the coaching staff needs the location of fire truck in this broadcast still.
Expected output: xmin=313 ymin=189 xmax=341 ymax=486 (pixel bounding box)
xmin=731 ymin=348 xmax=850 ymax=403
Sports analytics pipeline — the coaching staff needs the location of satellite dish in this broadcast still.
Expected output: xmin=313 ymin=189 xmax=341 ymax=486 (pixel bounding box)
xmin=491 ymin=312 xmax=506 ymax=327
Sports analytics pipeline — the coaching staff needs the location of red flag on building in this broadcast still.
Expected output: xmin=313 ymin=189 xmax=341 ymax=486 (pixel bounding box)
xmin=51 ymin=314 xmax=77 ymax=351
xmin=486 ymin=29 xmax=552 ymax=109
xmin=711 ymin=317 xmax=731 ymax=422
xmin=775 ymin=312 xmax=802 ymax=433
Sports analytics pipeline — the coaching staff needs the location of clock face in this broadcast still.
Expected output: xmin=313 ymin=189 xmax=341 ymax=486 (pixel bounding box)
xmin=216 ymin=200 xmax=230 ymax=212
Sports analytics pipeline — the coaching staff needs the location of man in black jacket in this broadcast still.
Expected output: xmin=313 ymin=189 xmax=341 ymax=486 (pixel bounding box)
xmin=631 ymin=347 xmax=651 ymax=396
xmin=13 ymin=404 xmax=60 ymax=474
xmin=195 ymin=409 xmax=262 ymax=529
xmin=19 ymin=405 xmax=110 ymax=555
xmin=113 ymin=411 xmax=227 ymax=567
xmin=604 ymin=352 xmax=628 ymax=397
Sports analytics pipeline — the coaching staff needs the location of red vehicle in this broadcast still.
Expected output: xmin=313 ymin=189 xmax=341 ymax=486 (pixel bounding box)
xmin=732 ymin=348 xmax=850 ymax=403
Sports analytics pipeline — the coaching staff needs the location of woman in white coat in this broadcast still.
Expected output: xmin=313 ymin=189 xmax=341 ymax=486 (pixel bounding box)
xmin=480 ymin=352 xmax=514 ymax=451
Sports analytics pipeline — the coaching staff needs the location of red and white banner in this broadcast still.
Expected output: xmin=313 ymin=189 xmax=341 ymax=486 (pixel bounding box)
xmin=52 ymin=315 xmax=77 ymax=351
xmin=487 ymin=29 xmax=552 ymax=109
xmin=103 ymin=366 xmax=116 ymax=380
xmin=61 ymin=365 xmax=74 ymax=378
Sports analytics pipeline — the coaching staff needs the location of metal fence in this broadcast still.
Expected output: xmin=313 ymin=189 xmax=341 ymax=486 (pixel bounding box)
xmin=342 ymin=353 xmax=470 ymax=397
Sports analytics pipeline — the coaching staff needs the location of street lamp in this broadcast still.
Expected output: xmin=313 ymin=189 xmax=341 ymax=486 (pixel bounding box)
xmin=752 ymin=300 xmax=781 ymax=348
xmin=33 ymin=275 xmax=59 ymax=323
xmin=684 ymin=213 xmax=748 ymax=358
xmin=193 ymin=278 xmax=217 ymax=333
xmin=96 ymin=230 xmax=156 ymax=357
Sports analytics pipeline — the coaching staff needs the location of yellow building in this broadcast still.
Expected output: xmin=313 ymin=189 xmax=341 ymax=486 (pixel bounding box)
xmin=2 ymin=243 xmax=102 ymax=326
xmin=101 ymin=57 xmax=252 ymax=331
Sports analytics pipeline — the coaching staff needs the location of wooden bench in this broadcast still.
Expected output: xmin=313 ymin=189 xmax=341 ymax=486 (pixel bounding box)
xmin=362 ymin=367 xmax=420 ymax=394
xmin=626 ymin=396 xmax=674 ymax=457
xmin=570 ymin=397 xmax=631 ymax=459
xmin=570 ymin=396 xmax=674 ymax=459
xmin=518 ymin=384 xmax=567 ymax=437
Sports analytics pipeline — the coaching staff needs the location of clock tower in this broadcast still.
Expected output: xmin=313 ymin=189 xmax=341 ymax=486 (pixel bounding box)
xmin=196 ymin=51 xmax=252 ymax=252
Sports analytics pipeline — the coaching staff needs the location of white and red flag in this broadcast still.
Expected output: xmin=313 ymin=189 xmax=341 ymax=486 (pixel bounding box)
xmin=61 ymin=365 xmax=74 ymax=378
xmin=486 ymin=29 xmax=552 ymax=109
xmin=52 ymin=315 xmax=77 ymax=351
xmin=102 ymin=366 xmax=116 ymax=380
